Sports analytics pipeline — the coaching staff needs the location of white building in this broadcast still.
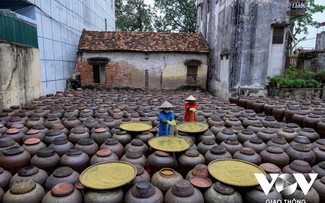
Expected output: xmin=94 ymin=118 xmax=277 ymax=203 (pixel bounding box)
xmin=0 ymin=0 xmax=115 ymax=95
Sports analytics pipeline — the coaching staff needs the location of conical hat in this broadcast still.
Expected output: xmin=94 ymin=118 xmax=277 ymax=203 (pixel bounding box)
xmin=185 ymin=95 xmax=196 ymax=101
xmin=159 ymin=101 xmax=174 ymax=109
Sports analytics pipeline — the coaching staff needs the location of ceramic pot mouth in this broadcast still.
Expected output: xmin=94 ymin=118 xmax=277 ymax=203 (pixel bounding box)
xmin=250 ymin=137 xmax=263 ymax=144
xmin=0 ymin=137 xmax=16 ymax=147
xmin=266 ymin=146 xmax=284 ymax=154
xmin=213 ymin=182 xmax=235 ymax=195
xmin=159 ymin=168 xmax=175 ymax=177
xmin=289 ymin=160 xmax=312 ymax=173
xmin=105 ymin=138 xmax=118 ymax=145
xmin=240 ymin=147 xmax=255 ymax=155
xmin=132 ymin=181 xmax=155 ymax=198
xmin=171 ymin=179 xmax=194 ymax=197
xmin=131 ymin=139 xmax=144 ymax=146
xmin=53 ymin=166 xmax=73 ymax=177
xmin=184 ymin=149 xmax=199 ymax=157
xmin=10 ymin=178 xmax=36 ymax=194
xmin=96 ymin=149 xmax=112 ymax=157
xmin=37 ymin=147 xmax=55 ymax=157
xmin=51 ymin=182 xmax=75 ymax=197
xmin=259 ymin=163 xmax=281 ymax=173
xmin=210 ymin=145 xmax=226 ymax=154
xmin=189 ymin=176 xmax=212 ymax=188
xmin=18 ymin=166 xmax=39 ymax=177
xmin=53 ymin=137 xmax=69 ymax=145
xmin=2 ymin=146 xmax=24 ymax=156
xmin=202 ymin=139 xmax=216 ymax=145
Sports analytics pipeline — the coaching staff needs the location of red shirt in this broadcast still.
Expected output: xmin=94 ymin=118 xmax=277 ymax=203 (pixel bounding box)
xmin=184 ymin=102 xmax=197 ymax=121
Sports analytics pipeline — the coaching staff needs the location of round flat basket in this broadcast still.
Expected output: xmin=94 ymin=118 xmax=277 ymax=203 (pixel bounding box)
xmin=120 ymin=121 xmax=152 ymax=132
xmin=176 ymin=122 xmax=209 ymax=133
xmin=148 ymin=136 xmax=190 ymax=152
xmin=208 ymin=159 xmax=265 ymax=187
xmin=80 ymin=161 xmax=137 ymax=190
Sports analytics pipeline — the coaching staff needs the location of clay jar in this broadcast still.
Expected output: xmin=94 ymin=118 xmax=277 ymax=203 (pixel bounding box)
xmin=267 ymin=136 xmax=290 ymax=151
xmin=286 ymin=144 xmax=316 ymax=165
xmin=130 ymin=164 xmax=151 ymax=186
xmin=204 ymin=182 xmax=243 ymax=203
xmin=216 ymin=128 xmax=236 ymax=144
xmin=124 ymin=139 xmax=148 ymax=156
xmin=84 ymin=188 xmax=124 ymax=203
xmin=74 ymin=138 xmax=99 ymax=157
xmin=60 ymin=149 xmax=89 ymax=174
xmin=312 ymin=161 xmax=325 ymax=178
xmin=292 ymin=111 xmax=308 ymax=127
xmin=260 ymin=146 xmax=289 ymax=169
xmin=4 ymin=128 xmax=25 ymax=145
xmin=245 ymin=186 xmax=282 ymax=203
xmin=22 ymin=138 xmax=47 ymax=157
xmin=197 ymin=139 xmax=218 ymax=156
xmin=91 ymin=127 xmax=111 ymax=146
xmin=220 ymin=137 xmax=242 ymax=155
xmin=290 ymin=135 xmax=314 ymax=149
xmin=282 ymin=187 xmax=319 ymax=203
xmin=164 ymin=179 xmax=204 ymax=203
xmin=259 ymin=163 xmax=281 ymax=174
xmin=178 ymin=149 xmax=205 ymax=176
xmin=313 ymin=145 xmax=325 ymax=163
xmin=185 ymin=164 xmax=209 ymax=180
xmin=0 ymin=167 xmax=12 ymax=190
xmin=125 ymin=181 xmax=164 ymax=203
xmin=0 ymin=146 xmax=31 ymax=175
xmin=303 ymin=114 xmax=322 ymax=130
xmin=3 ymin=178 xmax=45 ymax=203
xmin=0 ymin=123 xmax=8 ymax=135
xmin=151 ymin=168 xmax=184 ymax=194
xmin=242 ymin=117 xmax=261 ymax=129
xmin=121 ymin=148 xmax=147 ymax=167
xmin=224 ymin=117 xmax=241 ymax=128
xmin=317 ymin=119 xmax=325 ymax=135
xmin=63 ymin=117 xmax=81 ymax=130
xmin=261 ymin=116 xmax=277 ymax=128
xmin=90 ymin=149 xmax=119 ymax=165
xmin=42 ymin=182 xmax=83 ymax=203
xmin=238 ymin=130 xmax=256 ymax=145
xmin=233 ymin=147 xmax=262 ymax=165
xmin=205 ymin=146 xmax=232 ymax=164
xmin=298 ymin=128 xmax=320 ymax=142
xmin=134 ymin=131 xmax=154 ymax=144
xmin=112 ymin=131 xmax=132 ymax=146
xmin=11 ymin=167 xmax=47 ymax=191
xmin=247 ymin=123 xmax=264 ymax=134
xmin=30 ymin=147 xmax=60 ymax=174
xmin=197 ymin=129 xmax=216 ymax=144
xmin=256 ymin=128 xmax=277 ymax=143
xmin=272 ymin=105 xmax=286 ymax=121
xmin=45 ymin=166 xmax=79 ymax=190
xmin=49 ymin=137 xmax=74 ymax=157
xmin=100 ymin=138 xmax=124 ymax=158
xmin=22 ymin=129 xmax=45 ymax=143
xmin=277 ymin=127 xmax=299 ymax=142
xmin=0 ymin=137 xmax=19 ymax=153
xmin=147 ymin=151 xmax=176 ymax=174
xmin=45 ymin=129 xmax=67 ymax=145
xmin=68 ymin=126 xmax=90 ymax=145
xmin=243 ymin=137 xmax=267 ymax=153
xmin=282 ymin=160 xmax=313 ymax=180
xmin=313 ymin=177 xmax=325 ymax=201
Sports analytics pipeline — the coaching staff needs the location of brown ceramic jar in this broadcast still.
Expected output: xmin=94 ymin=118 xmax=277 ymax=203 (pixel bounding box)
xmin=49 ymin=137 xmax=74 ymax=157
xmin=4 ymin=128 xmax=25 ymax=145
xmin=22 ymin=138 xmax=47 ymax=157
xmin=178 ymin=149 xmax=205 ymax=176
xmin=247 ymin=123 xmax=265 ymax=134
xmin=197 ymin=139 xmax=218 ymax=156
xmin=0 ymin=146 xmax=31 ymax=175
xmin=282 ymin=160 xmax=313 ymax=180
xmin=30 ymin=147 xmax=60 ymax=174
xmin=256 ymin=128 xmax=277 ymax=143
xmin=121 ymin=148 xmax=147 ymax=167
xmin=60 ymin=149 xmax=90 ymax=174
xmin=151 ymin=168 xmax=183 ymax=194
xmin=237 ymin=129 xmax=257 ymax=144
xmin=164 ymin=179 xmax=204 ymax=203
xmin=260 ymin=146 xmax=289 ymax=169
xmin=45 ymin=166 xmax=79 ymax=190
xmin=266 ymin=136 xmax=290 ymax=151
xmin=100 ymin=138 xmax=124 ymax=158
xmin=84 ymin=188 xmax=124 ymax=203
xmin=216 ymin=128 xmax=237 ymax=144
xmin=125 ymin=181 xmax=164 ymax=203
xmin=130 ymin=164 xmax=151 ymax=186
xmin=245 ymin=186 xmax=282 ymax=203
xmin=185 ymin=164 xmax=209 ymax=180
xmin=10 ymin=166 xmax=48 ymax=188
xmin=0 ymin=137 xmax=20 ymax=153
xmin=204 ymin=182 xmax=243 ymax=203
xmin=124 ymin=139 xmax=149 ymax=155
xmin=0 ymin=167 xmax=12 ymax=190
xmin=42 ymin=182 xmax=83 ymax=203
xmin=45 ymin=129 xmax=67 ymax=145
xmin=147 ymin=151 xmax=176 ymax=174
xmin=91 ymin=127 xmax=111 ymax=146
xmin=205 ymin=146 xmax=232 ymax=164
xmin=286 ymin=144 xmax=316 ymax=165
xmin=90 ymin=148 xmax=119 ymax=164
xmin=233 ymin=147 xmax=262 ymax=165
xmin=298 ymin=128 xmax=320 ymax=142
xmin=68 ymin=126 xmax=90 ymax=145
xmin=277 ymin=127 xmax=299 ymax=142
xmin=313 ymin=177 xmax=325 ymax=202
xmin=134 ymin=131 xmax=154 ymax=144
xmin=220 ymin=137 xmax=242 ymax=155
xmin=74 ymin=138 xmax=99 ymax=157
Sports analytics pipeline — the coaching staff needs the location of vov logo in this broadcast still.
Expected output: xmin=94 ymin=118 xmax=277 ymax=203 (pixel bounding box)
xmin=254 ymin=173 xmax=318 ymax=196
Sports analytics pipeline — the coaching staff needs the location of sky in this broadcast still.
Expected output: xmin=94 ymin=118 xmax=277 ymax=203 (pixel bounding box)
xmin=144 ymin=0 xmax=324 ymax=50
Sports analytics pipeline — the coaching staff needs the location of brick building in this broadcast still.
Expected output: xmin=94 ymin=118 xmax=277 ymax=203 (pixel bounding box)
xmin=77 ymin=30 xmax=209 ymax=90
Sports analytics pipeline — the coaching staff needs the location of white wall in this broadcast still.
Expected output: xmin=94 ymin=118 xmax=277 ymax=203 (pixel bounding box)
xmin=22 ymin=0 xmax=115 ymax=95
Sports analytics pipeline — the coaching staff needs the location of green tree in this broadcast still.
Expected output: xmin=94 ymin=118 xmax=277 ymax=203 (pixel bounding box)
xmin=289 ymin=0 xmax=325 ymax=53
xmin=153 ymin=0 xmax=197 ymax=33
xmin=115 ymin=0 xmax=154 ymax=31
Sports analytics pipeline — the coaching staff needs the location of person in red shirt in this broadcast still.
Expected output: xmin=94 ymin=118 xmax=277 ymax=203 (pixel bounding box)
xmin=184 ymin=95 xmax=197 ymax=122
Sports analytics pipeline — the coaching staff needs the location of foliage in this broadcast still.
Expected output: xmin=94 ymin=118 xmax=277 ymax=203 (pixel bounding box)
xmin=153 ymin=0 xmax=197 ymax=32
xmin=289 ymin=0 xmax=325 ymax=53
xmin=115 ymin=0 xmax=154 ymax=31
xmin=267 ymin=66 xmax=320 ymax=88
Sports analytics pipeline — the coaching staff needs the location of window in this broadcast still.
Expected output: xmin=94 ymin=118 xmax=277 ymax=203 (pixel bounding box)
xmin=145 ymin=70 xmax=149 ymax=88
xmin=93 ymin=65 xmax=106 ymax=83
xmin=187 ymin=66 xmax=198 ymax=84
xmin=272 ymin=27 xmax=284 ymax=44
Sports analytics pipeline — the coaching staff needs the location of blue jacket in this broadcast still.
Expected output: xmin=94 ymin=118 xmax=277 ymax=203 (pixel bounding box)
xmin=158 ymin=111 xmax=175 ymax=136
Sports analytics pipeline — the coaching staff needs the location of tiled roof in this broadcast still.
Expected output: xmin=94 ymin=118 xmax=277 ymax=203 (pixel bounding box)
xmin=78 ymin=30 xmax=209 ymax=53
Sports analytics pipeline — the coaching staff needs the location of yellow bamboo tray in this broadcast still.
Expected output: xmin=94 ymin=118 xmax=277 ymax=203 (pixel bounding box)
xmin=148 ymin=136 xmax=190 ymax=152
xmin=120 ymin=121 xmax=152 ymax=132
xmin=208 ymin=159 xmax=265 ymax=187
xmin=176 ymin=122 xmax=209 ymax=133
xmin=79 ymin=161 xmax=137 ymax=190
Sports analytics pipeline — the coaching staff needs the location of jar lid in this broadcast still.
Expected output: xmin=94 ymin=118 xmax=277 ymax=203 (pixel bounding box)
xmin=18 ymin=166 xmax=39 ymax=177
xmin=202 ymin=139 xmax=216 ymax=145
xmin=37 ymin=147 xmax=55 ymax=157
xmin=266 ymin=146 xmax=283 ymax=154
xmin=0 ymin=137 xmax=16 ymax=147
xmin=51 ymin=182 xmax=75 ymax=197
xmin=294 ymin=136 xmax=311 ymax=144
xmin=319 ymin=161 xmax=325 ymax=169
xmin=2 ymin=146 xmax=24 ymax=156
xmin=211 ymin=145 xmax=226 ymax=154
xmin=286 ymin=123 xmax=299 ymax=128
xmin=222 ymin=128 xmax=234 ymax=135
xmin=283 ymin=128 xmax=294 ymax=133
xmin=189 ymin=176 xmax=212 ymax=188
xmin=96 ymin=149 xmax=112 ymax=157
xmin=53 ymin=137 xmax=69 ymax=145
xmin=24 ymin=138 xmax=41 ymax=145
xmin=292 ymin=144 xmax=311 ymax=152
xmin=192 ymin=164 xmax=208 ymax=177
xmin=27 ymin=129 xmax=40 ymax=135
xmin=48 ymin=129 xmax=62 ymax=136
xmin=78 ymin=138 xmax=94 ymax=145
xmin=94 ymin=128 xmax=106 ymax=133
xmin=159 ymin=168 xmax=175 ymax=176
xmin=73 ymin=127 xmax=87 ymax=134
xmin=171 ymin=179 xmax=194 ymax=197
xmin=225 ymin=137 xmax=239 ymax=145
xmin=261 ymin=128 xmax=275 ymax=134
xmin=154 ymin=151 xmax=170 ymax=157
xmin=10 ymin=178 xmax=36 ymax=194
xmin=185 ymin=149 xmax=199 ymax=157
xmin=67 ymin=149 xmax=82 ymax=156
xmin=271 ymin=137 xmax=287 ymax=145
xmin=289 ymin=160 xmax=311 ymax=173
xmin=126 ymin=148 xmax=142 ymax=159
xmin=53 ymin=166 xmax=73 ymax=177
xmin=131 ymin=139 xmax=144 ymax=146
xmin=316 ymin=139 xmax=325 ymax=145
xmin=250 ymin=137 xmax=263 ymax=144
xmin=319 ymin=145 xmax=325 ymax=151
xmin=47 ymin=116 xmax=57 ymax=121
xmin=105 ymin=138 xmax=118 ymax=145
xmin=6 ymin=128 xmax=20 ymax=134
xmin=240 ymin=147 xmax=255 ymax=155
xmin=213 ymin=182 xmax=235 ymax=195
xmin=241 ymin=129 xmax=253 ymax=135
xmin=259 ymin=163 xmax=281 ymax=173
xmin=133 ymin=181 xmax=155 ymax=198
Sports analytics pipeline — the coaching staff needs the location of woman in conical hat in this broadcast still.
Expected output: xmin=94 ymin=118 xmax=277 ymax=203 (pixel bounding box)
xmin=158 ymin=101 xmax=176 ymax=136
xmin=184 ymin=95 xmax=197 ymax=122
